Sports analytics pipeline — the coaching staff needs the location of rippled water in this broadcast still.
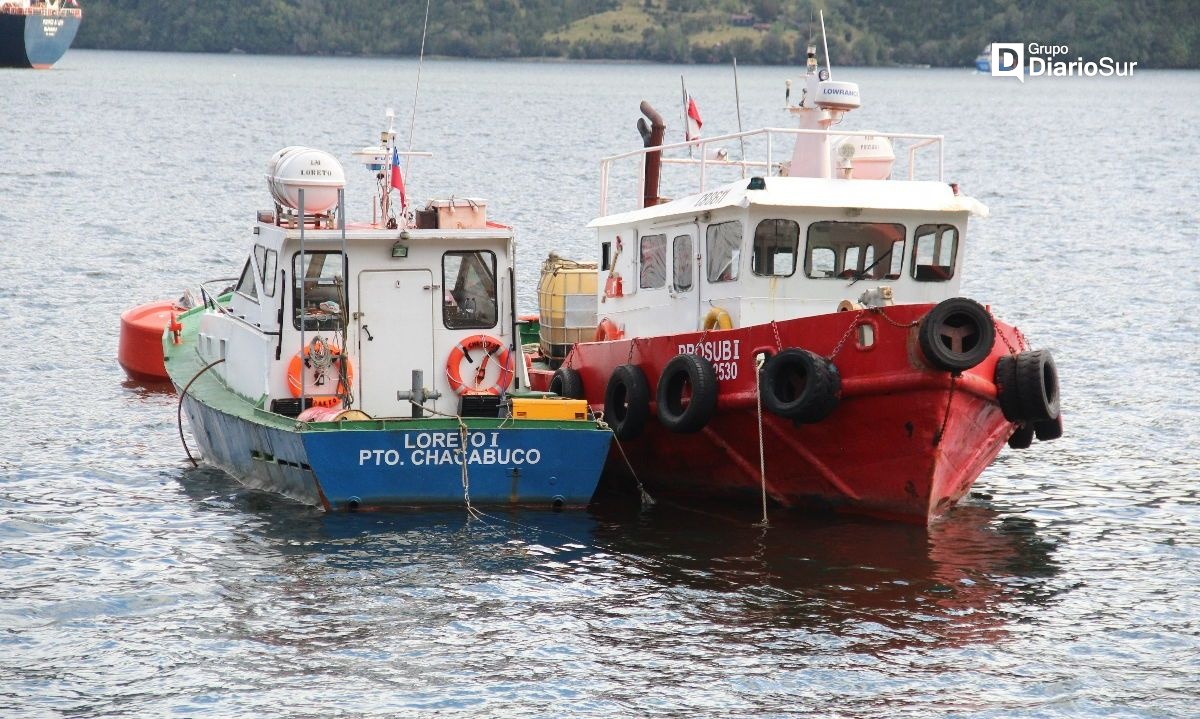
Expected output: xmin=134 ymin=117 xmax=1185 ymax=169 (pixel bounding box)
xmin=2 ymin=51 xmax=1198 ymax=717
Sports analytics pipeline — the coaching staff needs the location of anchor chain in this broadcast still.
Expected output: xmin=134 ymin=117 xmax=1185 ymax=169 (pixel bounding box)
xmin=829 ymin=309 xmax=866 ymax=360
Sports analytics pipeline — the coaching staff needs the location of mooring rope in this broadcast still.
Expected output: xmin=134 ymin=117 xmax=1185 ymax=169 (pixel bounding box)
xmin=176 ymin=358 xmax=226 ymax=467
xmin=754 ymin=354 xmax=769 ymax=527
xmin=591 ymin=407 xmax=654 ymax=506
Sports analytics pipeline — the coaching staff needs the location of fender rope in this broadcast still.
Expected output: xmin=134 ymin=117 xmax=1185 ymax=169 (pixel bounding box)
xmin=754 ymin=353 xmax=769 ymax=527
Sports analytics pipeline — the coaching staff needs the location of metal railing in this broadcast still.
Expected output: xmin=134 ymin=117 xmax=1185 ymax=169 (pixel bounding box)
xmin=598 ymin=126 xmax=944 ymax=216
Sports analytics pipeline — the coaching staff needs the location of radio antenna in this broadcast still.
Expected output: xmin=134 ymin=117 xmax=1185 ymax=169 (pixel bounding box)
xmin=405 ymin=0 xmax=432 ymax=176
xmin=820 ymin=9 xmax=832 ymax=79
xmin=733 ymin=57 xmax=746 ymax=176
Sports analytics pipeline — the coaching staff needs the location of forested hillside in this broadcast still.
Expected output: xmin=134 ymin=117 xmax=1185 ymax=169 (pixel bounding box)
xmin=74 ymin=0 xmax=1199 ymax=68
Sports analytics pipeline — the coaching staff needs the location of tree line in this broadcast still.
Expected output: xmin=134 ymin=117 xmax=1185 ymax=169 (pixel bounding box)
xmin=74 ymin=0 xmax=1199 ymax=68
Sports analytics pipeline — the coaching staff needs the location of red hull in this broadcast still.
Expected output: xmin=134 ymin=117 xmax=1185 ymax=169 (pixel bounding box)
xmin=118 ymin=299 xmax=179 ymax=383
xmin=529 ymin=304 xmax=1026 ymax=523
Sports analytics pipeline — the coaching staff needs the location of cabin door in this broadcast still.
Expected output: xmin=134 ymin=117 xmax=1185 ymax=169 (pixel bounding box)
xmin=356 ymin=269 xmax=435 ymax=418
xmin=667 ymin=224 xmax=702 ymax=329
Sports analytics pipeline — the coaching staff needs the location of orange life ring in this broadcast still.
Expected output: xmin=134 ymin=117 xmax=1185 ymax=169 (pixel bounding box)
xmin=446 ymin=334 xmax=514 ymax=395
xmin=594 ymin=318 xmax=624 ymax=342
xmin=287 ymin=338 xmax=354 ymax=399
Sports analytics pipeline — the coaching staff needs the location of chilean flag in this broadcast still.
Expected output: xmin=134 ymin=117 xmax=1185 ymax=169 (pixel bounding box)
xmin=685 ymin=95 xmax=703 ymax=141
xmin=390 ymin=147 xmax=407 ymax=210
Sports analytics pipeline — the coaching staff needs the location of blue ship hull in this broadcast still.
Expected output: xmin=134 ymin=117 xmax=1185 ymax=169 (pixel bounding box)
xmin=0 ymin=9 xmax=81 ymax=69
xmin=181 ymin=394 xmax=612 ymax=511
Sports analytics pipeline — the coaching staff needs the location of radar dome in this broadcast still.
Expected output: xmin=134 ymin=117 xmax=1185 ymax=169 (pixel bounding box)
xmin=815 ymin=81 xmax=861 ymax=112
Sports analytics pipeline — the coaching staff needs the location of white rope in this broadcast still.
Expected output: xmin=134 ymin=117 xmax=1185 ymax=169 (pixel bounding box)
xmin=455 ymin=418 xmax=483 ymax=520
xmin=754 ymin=354 xmax=769 ymax=527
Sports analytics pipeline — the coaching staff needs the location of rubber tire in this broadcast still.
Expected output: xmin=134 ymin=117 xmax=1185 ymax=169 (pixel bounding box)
xmin=1034 ymin=414 xmax=1063 ymax=442
xmin=994 ymin=354 xmax=1023 ymax=422
xmin=918 ymin=297 xmax=996 ymax=373
xmin=1016 ymin=349 xmax=1060 ymax=423
xmin=760 ymin=349 xmax=841 ymax=423
xmin=656 ymin=354 xmax=718 ymax=433
xmin=604 ymin=364 xmax=650 ymax=440
xmin=1007 ymin=423 xmax=1034 ymax=449
xmin=549 ymin=367 xmax=584 ymax=399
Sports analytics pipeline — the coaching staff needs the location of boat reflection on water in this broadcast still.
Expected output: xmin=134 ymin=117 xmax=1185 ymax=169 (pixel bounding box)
xmin=591 ymin=500 xmax=1063 ymax=649
xmin=176 ymin=466 xmax=1061 ymax=652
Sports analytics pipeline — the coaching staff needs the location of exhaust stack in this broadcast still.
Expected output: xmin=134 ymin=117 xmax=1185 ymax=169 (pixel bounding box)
xmin=638 ymin=101 xmax=666 ymax=208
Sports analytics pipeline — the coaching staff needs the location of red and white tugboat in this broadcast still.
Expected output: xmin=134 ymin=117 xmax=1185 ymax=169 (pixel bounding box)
xmin=527 ymin=45 xmax=1062 ymax=524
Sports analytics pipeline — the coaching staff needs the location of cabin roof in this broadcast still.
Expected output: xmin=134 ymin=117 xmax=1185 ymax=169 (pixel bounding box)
xmin=274 ymin=225 xmax=515 ymax=243
xmin=588 ymin=177 xmax=988 ymax=229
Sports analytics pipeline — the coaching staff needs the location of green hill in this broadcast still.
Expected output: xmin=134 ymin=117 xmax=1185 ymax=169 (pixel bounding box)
xmin=75 ymin=0 xmax=1199 ymax=68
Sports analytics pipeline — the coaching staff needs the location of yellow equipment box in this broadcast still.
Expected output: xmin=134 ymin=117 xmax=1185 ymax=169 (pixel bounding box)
xmin=511 ymin=397 xmax=589 ymax=421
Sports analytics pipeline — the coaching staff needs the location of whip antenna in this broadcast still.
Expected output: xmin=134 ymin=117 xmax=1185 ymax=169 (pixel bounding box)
xmin=405 ymin=0 xmax=433 ymax=175
xmin=820 ymin=9 xmax=832 ymax=78
xmin=733 ymin=57 xmax=746 ymax=176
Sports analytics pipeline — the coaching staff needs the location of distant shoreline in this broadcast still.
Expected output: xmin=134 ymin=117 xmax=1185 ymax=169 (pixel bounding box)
xmin=68 ymin=48 xmax=1200 ymax=71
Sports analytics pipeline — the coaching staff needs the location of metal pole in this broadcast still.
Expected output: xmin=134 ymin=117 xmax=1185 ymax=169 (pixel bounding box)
xmin=733 ymin=57 xmax=747 ymax=178
xmin=299 ymin=188 xmax=306 ymax=406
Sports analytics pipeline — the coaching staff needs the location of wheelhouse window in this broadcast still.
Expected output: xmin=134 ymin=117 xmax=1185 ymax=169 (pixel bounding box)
xmin=235 ymin=257 xmax=259 ymax=302
xmin=255 ymin=244 xmax=278 ymax=297
xmin=751 ymin=219 xmax=799 ymax=277
xmin=639 ymin=234 xmax=667 ymax=289
xmin=912 ymin=224 xmax=958 ymax=281
xmin=443 ymin=250 xmax=497 ymax=329
xmin=672 ymin=234 xmax=693 ymax=292
xmin=805 ymin=221 xmax=906 ymax=280
xmin=292 ymin=251 xmax=345 ymax=330
xmin=705 ymin=221 xmax=742 ymax=283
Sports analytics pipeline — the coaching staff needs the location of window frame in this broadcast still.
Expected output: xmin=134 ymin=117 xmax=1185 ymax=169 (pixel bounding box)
xmin=911 ymin=224 xmax=959 ymax=282
xmin=804 ymin=221 xmax=907 ymax=281
xmin=235 ymin=256 xmax=259 ymax=303
xmin=705 ymin=220 xmax=743 ymax=284
xmin=256 ymin=244 xmax=279 ymax=297
xmin=672 ymin=234 xmax=694 ymax=292
xmin=291 ymin=250 xmax=347 ymax=331
xmin=638 ymin=233 xmax=668 ymax=290
xmin=751 ymin=219 xmax=800 ymax=278
xmin=441 ymin=249 xmax=499 ymax=330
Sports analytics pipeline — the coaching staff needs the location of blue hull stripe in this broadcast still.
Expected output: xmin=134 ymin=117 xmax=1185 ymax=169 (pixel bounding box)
xmin=303 ymin=428 xmax=610 ymax=507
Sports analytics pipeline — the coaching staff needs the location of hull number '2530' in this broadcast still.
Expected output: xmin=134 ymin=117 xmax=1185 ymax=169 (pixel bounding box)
xmin=677 ymin=339 xmax=742 ymax=381
xmin=357 ymin=431 xmax=543 ymax=467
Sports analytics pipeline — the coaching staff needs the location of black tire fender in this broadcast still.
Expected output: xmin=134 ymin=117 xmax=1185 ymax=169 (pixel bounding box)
xmin=918 ymin=297 xmax=996 ymax=373
xmin=1016 ymin=349 xmax=1060 ymax=423
xmin=760 ymin=349 xmax=841 ymax=423
xmin=1034 ymin=414 xmax=1063 ymax=442
xmin=994 ymin=354 xmax=1023 ymax=422
xmin=549 ymin=367 xmax=584 ymax=399
xmin=1007 ymin=423 xmax=1034 ymax=449
xmin=604 ymin=364 xmax=650 ymax=440
xmin=656 ymin=353 xmax=718 ymax=433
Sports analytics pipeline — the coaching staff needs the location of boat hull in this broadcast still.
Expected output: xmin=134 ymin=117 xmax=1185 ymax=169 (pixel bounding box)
xmin=0 ymin=8 xmax=81 ymax=69
xmin=179 ymin=392 xmax=612 ymax=510
xmin=530 ymin=304 xmax=1028 ymax=523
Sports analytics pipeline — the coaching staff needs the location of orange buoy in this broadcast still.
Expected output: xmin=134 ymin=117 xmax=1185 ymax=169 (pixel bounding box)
xmin=118 ymin=299 xmax=182 ymax=383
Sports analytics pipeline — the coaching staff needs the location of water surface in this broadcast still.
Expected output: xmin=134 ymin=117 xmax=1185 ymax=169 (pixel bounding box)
xmin=1 ymin=51 xmax=1197 ymax=717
